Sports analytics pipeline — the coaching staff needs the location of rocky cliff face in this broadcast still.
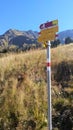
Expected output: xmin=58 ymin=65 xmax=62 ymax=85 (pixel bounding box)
xmin=0 ymin=29 xmax=38 ymax=47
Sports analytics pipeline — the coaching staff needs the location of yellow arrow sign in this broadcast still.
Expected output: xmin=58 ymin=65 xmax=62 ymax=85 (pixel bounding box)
xmin=41 ymin=26 xmax=58 ymax=35
xmin=38 ymin=33 xmax=56 ymax=43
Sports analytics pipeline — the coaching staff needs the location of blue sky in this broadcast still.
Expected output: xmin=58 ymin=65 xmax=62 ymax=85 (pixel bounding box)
xmin=0 ymin=0 xmax=73 ymax=34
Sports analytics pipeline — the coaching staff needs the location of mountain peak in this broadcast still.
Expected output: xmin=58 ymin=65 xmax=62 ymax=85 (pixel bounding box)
xmin=0 ymin=29 xmax=38 ymax=47
xmin=0 ymin=29 xmax=73 ymax=47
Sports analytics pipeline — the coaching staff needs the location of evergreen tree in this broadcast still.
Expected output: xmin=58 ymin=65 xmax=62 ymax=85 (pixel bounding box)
xmin=65 ymin=37 xmax=73 ymax=44
xmin=51 ymin=39 xmax=60 ymax=48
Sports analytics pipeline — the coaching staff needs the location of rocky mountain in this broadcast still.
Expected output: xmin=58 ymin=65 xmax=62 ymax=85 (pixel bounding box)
xmin=0 ymin=29 xmax=73 ymax=47
xmin=0 ymin=29 xmax=38 ymax=47
xmin=58 ymin=29 xmax=73 ymax=43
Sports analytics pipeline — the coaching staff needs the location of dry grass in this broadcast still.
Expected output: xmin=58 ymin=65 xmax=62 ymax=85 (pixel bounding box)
xmin=0 ymin=43 xmax=73 ymax=129
xmin=0 ymin=43 xmax=73 ymax=73
xmin=51 ymin=43 xmax=73 ymax=65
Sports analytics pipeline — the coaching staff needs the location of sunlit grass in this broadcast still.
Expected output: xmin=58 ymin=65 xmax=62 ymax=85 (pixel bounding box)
xmin=0 ymin=43 xmax=73 ymax=129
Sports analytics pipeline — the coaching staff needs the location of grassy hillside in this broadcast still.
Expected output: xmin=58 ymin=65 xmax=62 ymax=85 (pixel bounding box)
xmin=0 ymin=43 xmax=73 ymax=130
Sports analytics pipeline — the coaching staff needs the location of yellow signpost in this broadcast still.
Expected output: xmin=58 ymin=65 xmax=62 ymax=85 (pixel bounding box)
xmin=38 ymin=33 xmax=56 ymax=43
xmin=38 ymin=19 xmax=59 ymax=130
xmin=38 ymin=19 xmax=58 ymax=43
xmin=41 ymin=26 xmax=58 ymax=35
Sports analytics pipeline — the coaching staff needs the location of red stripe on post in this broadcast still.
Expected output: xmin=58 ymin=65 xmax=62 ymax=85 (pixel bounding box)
xmin=47 ymin=62 xmax=51 ymax=67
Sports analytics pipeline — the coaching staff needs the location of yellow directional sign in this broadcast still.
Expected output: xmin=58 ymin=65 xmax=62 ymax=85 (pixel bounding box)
xmin=38 ymin=19 xmax=59 ymax=43
xmin=41 ymin=26 xmax=58 ymax=35
xmin=41 ymin=32 xmax=55 ymax=38
xmin=40 ymin=26 xmax=58 ymax=35
xmin=38 ymin=33 xmax=55 ymax=43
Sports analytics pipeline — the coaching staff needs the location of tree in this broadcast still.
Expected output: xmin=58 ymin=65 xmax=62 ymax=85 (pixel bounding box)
xmin=51 ymin=39 xmax=60 ymax=48
xmin=65 ymin=37 xmax=73 ymax=44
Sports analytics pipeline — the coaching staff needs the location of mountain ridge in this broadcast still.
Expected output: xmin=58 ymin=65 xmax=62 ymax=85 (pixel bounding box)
xmin=0 ymin=29 xmax=38 ymax=47
xmin=0 ymin=29 xmax=73 ymax=47
xmin=58 ymin=29 xmax=73 ymax=43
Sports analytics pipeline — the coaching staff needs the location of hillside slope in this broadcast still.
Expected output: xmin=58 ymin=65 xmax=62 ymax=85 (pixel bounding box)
xmin=0 ymin=29 xmax=73 ymax=47
xmin=0 ymin=44 xmax=73 ymax=130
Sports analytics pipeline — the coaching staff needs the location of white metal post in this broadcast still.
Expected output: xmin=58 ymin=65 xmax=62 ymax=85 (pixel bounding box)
xmin=47 ymin=41 xmax=52 ymax=130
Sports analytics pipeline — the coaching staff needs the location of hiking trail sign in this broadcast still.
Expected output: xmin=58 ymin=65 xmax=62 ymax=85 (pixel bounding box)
xmin=38 ymin=19 xmax=58 ymax=43
xmin=38 ymin=20 xmax=59 ymax=130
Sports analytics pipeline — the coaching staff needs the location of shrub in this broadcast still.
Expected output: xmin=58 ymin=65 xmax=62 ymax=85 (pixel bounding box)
xmin=54 ymin=61 xmax=71 ymax=88
xmin=60 ymin=109 xmax=73 ymax=130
